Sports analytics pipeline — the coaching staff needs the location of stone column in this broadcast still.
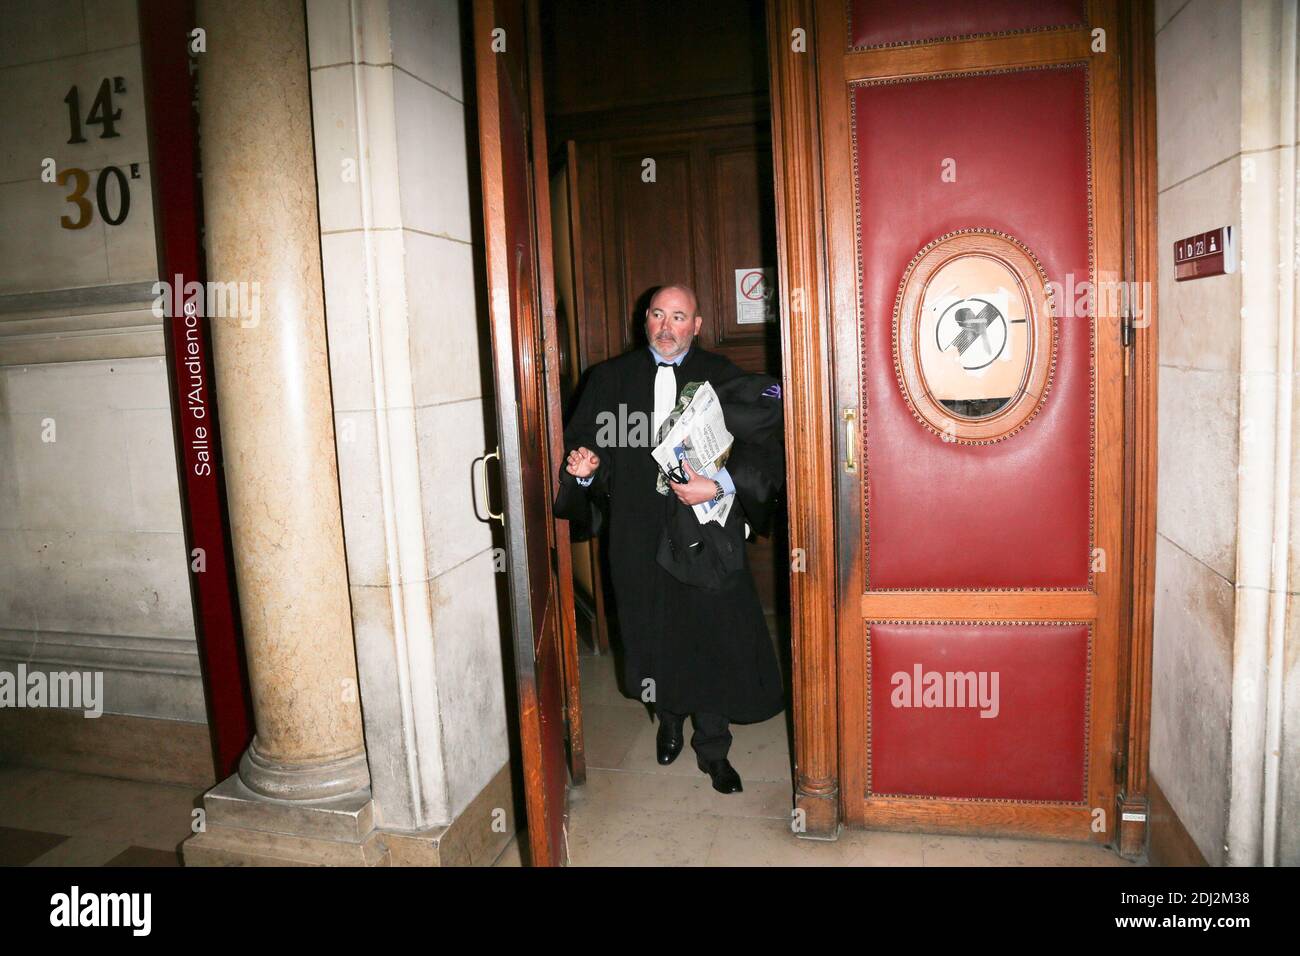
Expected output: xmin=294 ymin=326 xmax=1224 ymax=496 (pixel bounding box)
xmin=192 ymin=0 xmax=368 ymax=802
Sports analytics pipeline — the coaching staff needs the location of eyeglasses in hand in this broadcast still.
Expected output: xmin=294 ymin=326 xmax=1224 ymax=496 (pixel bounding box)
xmin=660 ymin=456 xmax=689 ymax=484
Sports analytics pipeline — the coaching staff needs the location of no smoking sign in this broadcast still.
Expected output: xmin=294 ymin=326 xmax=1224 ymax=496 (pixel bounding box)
xmin=734 ymin=267 xmax=776 ymax=324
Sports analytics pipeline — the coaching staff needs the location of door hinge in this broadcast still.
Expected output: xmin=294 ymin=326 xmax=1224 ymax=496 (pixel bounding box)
xmin=1120 ymin=309 xmax=1135 ymax=348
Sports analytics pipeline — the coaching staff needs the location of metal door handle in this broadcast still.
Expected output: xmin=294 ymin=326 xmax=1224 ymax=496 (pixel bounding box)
xmin=473 ymin=447 xmax=504 ymax=524
xmin=843 ymin=406 xmax=857 ymax=473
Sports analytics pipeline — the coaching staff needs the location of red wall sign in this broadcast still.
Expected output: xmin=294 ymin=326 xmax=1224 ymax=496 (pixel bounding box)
xmin=1174 ymin=226 xmax=1234 ymax=281
xmin=138 ymin=0 xmax=252 ymax=779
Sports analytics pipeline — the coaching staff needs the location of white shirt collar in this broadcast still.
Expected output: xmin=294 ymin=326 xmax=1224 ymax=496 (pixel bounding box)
xmin=649 ymin=345 xmax=689 ymax=366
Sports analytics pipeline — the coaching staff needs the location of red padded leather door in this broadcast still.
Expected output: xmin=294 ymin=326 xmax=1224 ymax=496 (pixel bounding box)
xmin=817 ymin=0 xmax=1125 ymax=840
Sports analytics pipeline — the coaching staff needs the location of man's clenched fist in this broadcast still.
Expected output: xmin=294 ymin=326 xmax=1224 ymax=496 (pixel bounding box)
xmin=565 ymin=446 xmax=601 ymax=478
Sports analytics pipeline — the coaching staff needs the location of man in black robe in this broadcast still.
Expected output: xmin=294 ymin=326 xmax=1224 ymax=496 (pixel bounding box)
xmin=554 ymin=284 xmax=785 ymax=794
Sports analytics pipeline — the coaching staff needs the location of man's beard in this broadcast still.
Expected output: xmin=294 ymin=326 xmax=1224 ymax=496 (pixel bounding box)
xmin=655 ymin=334 xmax=685 ymax=354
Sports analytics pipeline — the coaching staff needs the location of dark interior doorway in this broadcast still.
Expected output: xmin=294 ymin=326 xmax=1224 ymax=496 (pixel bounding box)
xmin=539 ymin=0 xmax=790 ymax=675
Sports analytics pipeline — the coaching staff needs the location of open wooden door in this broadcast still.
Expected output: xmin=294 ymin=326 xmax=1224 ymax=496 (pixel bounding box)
xmin=472 ymin=0 xmax=580 ymax=865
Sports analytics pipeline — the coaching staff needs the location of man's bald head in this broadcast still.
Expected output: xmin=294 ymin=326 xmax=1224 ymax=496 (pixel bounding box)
xmin=649 ymin=284 xmax=700 ymax=317
xmin=645 ymin=284 xmax=703 ymax=359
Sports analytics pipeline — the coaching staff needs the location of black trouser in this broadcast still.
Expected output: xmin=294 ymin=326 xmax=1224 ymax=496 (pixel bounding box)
xmin=656 ymin=706 xmax=731 ymax=762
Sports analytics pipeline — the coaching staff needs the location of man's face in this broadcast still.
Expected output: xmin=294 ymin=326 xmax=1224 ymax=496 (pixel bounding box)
xmin=645 ymin=288 xmax=702 ymax=359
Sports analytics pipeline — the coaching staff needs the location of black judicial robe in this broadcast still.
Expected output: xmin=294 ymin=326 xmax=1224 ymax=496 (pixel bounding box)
xmin=555 ymin=345 xmax=785 ymax=723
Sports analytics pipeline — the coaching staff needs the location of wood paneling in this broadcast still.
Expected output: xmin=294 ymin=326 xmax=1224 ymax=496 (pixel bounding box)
xmin=845 ymin=27 xmax=1090 ymax=80
xmin=542 ymin=0 xmax=768 ymax=117
xmin=846 ymin=0 xmax=1085 ymax=50
xmin=593 ymin=128 xmax=778 ymax=370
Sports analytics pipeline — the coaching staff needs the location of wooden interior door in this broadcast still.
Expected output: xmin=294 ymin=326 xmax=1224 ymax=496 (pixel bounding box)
xmin=472 ymin=0 xmax=579 ymax=865
xmin=818 ymin=0 xmax=1126 ymax=840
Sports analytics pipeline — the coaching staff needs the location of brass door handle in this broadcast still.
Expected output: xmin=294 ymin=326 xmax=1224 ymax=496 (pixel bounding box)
xmin=473 ymin=447 xmax=504 ymax=524
xmin=843 ymin=406 xmax=857 ymax=474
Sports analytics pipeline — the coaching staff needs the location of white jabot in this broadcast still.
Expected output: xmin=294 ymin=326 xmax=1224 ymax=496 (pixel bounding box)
xmin=653 ymin=363 xmax=676 ymax=438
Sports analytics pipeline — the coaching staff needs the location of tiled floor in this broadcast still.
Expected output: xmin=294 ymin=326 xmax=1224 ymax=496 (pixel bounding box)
xmin=0 ymin=766 xmax=194 ymax=866
xmin=0 ymin=646 xmax=1144 ymax=868
xmin=492 ymin=647 xmax=1144 ymax=867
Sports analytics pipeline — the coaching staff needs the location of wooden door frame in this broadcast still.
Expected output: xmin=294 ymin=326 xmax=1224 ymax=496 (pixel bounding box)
xmin=526 ymin=0 xmax=586 ymax=791
xmin=1114 ymin=0 xmax=1158 ymax=861
xmin=765 ymin=0 xmax=1157 ymax=852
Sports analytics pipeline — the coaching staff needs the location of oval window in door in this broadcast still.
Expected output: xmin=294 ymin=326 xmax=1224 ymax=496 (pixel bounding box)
xmin=893 ymin=229 xmax=1056 ymax=443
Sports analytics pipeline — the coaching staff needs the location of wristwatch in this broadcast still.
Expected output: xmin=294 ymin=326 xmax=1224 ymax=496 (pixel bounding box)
xmin=710 ymin=479 xmax=725 ymax=502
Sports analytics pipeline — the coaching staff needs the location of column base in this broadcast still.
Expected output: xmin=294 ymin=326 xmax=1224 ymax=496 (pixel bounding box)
xmin=237 ymin=735 xmax=370 ymax=801
xmin=183 ymin=774 xmax=387 ymax=866
xmin=1116 ymin=791 xmax=1150 ymax=861
xmin=794 ymin=784 xmax=842 ymax=841
xmin=379 ymin=760 xmax=517 ymax=866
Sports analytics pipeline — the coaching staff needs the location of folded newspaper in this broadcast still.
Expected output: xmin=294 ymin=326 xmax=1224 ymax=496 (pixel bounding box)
xmin=651 ymin=380 xmax=735 ymax=526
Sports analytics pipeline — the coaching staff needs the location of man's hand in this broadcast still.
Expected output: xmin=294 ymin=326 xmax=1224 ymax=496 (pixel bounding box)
xmin=565 ymin=446 xmax=601 ymax=478
xmin=671 ymin=457 xmax=719 ymax=506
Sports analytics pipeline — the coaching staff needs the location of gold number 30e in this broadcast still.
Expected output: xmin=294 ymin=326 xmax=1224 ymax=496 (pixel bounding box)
xmin=57 ymin=166 xmax=92 ymax=229
xmin=57 ymin=166 xmax=131 ymax=230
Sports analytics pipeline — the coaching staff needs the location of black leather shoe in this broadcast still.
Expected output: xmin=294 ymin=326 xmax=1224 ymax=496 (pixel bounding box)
xmin=656 ymin=716 xmax=684 ymax=765
xmin=697 ymin=757 xmax=743 ymax=794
